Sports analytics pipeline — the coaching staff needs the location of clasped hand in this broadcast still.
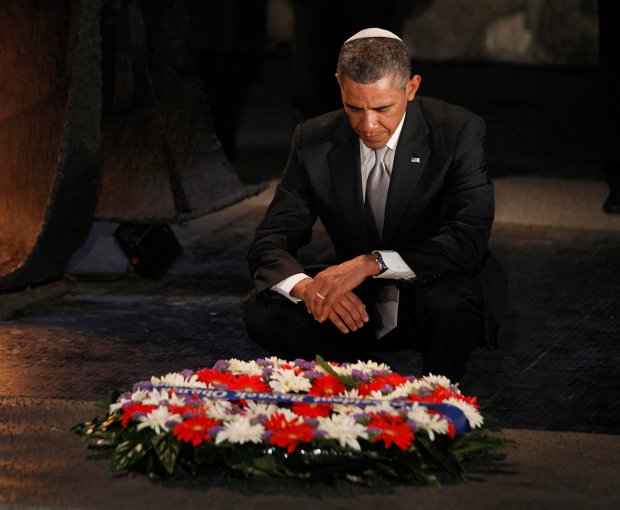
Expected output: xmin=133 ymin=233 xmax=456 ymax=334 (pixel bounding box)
xmin=292 ymin=255 xmax=378 ymax=334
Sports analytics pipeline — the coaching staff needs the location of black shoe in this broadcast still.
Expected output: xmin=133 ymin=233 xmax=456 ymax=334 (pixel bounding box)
xmin=603 ymin=187 xmax=620 ymax=214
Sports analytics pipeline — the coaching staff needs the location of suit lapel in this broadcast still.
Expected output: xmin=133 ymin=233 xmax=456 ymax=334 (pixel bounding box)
xmin=328 ymin=122 xmax=371 ymax=248
xmin=383 ymin=100 xmax=430 ymax=243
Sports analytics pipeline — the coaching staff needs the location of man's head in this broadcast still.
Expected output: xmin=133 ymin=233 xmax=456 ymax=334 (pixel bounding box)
xmin=336 ymin=29 xmax=421 ymax=149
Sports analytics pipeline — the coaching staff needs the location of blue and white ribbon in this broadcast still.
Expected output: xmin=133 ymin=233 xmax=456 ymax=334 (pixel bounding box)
xmin=148 ymin=384 xmax=471 ymax=435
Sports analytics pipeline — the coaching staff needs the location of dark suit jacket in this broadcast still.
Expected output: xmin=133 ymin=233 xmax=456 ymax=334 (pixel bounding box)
xmin=249 ymin=96 xmax=495 ymax=298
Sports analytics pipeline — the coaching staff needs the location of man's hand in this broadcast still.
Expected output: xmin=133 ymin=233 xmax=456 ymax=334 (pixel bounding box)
xmin=324 ymin=291 xmax=369 ymax=333
xmin=292 ymin=255 xmax=380 ymax=323
xmin=291 ymin=278 xmax=370 ymax=333
xmin=313 ymin=255 xmax=380 ymax=321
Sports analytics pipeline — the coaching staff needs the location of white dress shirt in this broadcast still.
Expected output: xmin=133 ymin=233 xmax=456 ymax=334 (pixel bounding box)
xmin=271 ymin=112 xmax=416 ymax=336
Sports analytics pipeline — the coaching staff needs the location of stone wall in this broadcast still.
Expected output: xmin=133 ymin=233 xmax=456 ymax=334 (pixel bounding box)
xmin=266 ymin=0 xmax=599 ymax=65
xmin=399 ymin=0 xmax=598 ymax=64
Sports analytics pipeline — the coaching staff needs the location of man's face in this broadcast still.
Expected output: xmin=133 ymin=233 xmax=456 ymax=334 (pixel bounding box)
xmin=339 ymin=73 xmax=421 ymax=149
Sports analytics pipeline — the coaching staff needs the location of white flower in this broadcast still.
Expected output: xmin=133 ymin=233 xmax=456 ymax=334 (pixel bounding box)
xmin=109 ymin=397 xmax=130 ymax=414
xmin=242 ymin=401 xmax=298 ymax=421
xmin=269 ymin=369 xmax=311 ymax=393
xmin=203 ymin=400 xmax=233 ymax=421
xmin=109 ymin=388 xmax=151 ymax=413
xmin=136 ymin=406 xmax=181 ymax=434
xmin=275 ymin=408 xmax=304 ymax=421
xmin=183 ymin=375 xmax=209 ymax=389
xmin=151 ymin=372 xmax=184 ymax=386
xmin=420 ymin=373 xmax=453 ymax=389
xmin=314 ymin=362 xmax=356 ymax=376
xmin=264 ymin=356 xmax=289 ymax=368
xmin=369 ymin=390 xmax=390 ymax=400
xmin=347 ymin=360 xmax=392 ymax=373
xmin=130 ymin=389 xmax=150 ymax=402
xmin=318 ymin=414 xmax=368 ymax=450
xmin=227 ymin=359 xmax=263 ymax=376
xmin=364 ymin=401 xmax=399 ymax=415
xmin=444 ymin=398 xmax=484 ymax=429
xmin=242 ymin=401 xmax=280 ymax=419
xmin=215 ymin=416 xmax=264 ymax=445
xmin=386 ymin=381 xmax=419 ymax=399
xmin=342 ymin=388 xmax=360 ymax=399
xmin=142 ymin=388 xmax=186 ymax=407
xmin=332 ymin=404 xmax=359 ymax=416
xmin=406 ymin=404 xmax=449 ymax=441
xmin=332 ymin=388 xmax=362 ymax=415
xmin=406 ymin=379 xmax=434 ymax=394
xmin=326 ymin=363 xmax=353 ymax=376
xmin=151 ymin=372 xmax=207 ymax=389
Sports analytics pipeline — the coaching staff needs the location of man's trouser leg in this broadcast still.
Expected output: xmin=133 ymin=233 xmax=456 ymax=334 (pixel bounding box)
xmin=242 ymin=290 xmax=376 ymax=363
xmin=397 ymin=274 xmax=484 ymax=382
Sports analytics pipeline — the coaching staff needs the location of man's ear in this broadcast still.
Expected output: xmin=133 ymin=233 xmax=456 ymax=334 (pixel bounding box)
xmin=406 ymin=74 xmax=422 ymax=101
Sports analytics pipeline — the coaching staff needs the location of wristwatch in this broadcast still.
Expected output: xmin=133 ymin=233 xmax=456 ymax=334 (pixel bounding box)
xmin=371 ymin=251 xmax=388 ymax=275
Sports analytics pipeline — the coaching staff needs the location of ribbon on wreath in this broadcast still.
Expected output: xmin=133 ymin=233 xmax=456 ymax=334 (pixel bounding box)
xmin=148 ymin=385 xmax=471 ymax=435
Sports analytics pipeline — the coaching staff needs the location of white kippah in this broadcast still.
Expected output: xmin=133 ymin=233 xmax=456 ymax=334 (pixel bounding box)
xmin=344 ymin=27 xmax=403 ymax=44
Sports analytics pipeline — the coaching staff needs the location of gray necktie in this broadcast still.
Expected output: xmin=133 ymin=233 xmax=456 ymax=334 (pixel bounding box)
xmin=366 ymin=147 xmax=389 ymax=237
xmin=366 ymin=146 xmax=398 ymax=338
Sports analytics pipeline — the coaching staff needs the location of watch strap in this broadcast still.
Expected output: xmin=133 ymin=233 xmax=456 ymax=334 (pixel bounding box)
xmin=371 ymin=251 xmax=388 ymax=275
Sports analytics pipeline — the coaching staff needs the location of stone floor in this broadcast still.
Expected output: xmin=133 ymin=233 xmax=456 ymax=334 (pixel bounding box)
xmin=0 ymin=180 xmax=619 ymax=508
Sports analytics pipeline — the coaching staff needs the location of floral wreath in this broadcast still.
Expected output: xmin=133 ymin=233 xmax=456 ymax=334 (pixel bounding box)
xmin=74 ymin=356 xmax=506 ymax=485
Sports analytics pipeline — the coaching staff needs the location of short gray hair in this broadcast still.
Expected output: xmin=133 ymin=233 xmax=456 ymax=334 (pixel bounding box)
xmin=336 ymin=37 xmax=411 ymax=86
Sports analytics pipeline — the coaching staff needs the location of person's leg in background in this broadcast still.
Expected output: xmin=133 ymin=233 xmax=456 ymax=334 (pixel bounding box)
xmin=599 ymin=2 xmax=620 ymax=214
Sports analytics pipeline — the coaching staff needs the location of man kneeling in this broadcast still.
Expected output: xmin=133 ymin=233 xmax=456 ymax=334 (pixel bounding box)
xmin=243 ymin=28 xmax=502 ymax=382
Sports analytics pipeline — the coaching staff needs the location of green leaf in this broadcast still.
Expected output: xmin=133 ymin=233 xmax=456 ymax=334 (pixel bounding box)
xmin=450 ymin=432 xmax=510 ymax=461
xmin=71 ymin=422 xmax=90 ymax=435
xmin=87 ymin=429 xmax=120 ymax=448
xmin=249 ymin=455 xmax=281 ymax=476
xmin=416 ymin=435 xmax=463 ymax=480
xmin=314 ymin=355 xmax=357 ymax=389
xmin=99 ymin=413 xmax=121 ymax=430
xmin=112 ymin=440 xmax=149 ymax=471
xmin=152 ymin=433 xmax=180 ymax=475
xmin=194 ymin=444 xmax=218 ymax=466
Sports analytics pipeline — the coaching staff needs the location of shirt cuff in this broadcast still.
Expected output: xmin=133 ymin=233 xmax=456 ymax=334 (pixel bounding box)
xmin=373 ymin=250 xmax=416 ymax=280
xmin=271 ymin=273 xmax=311 ymax=303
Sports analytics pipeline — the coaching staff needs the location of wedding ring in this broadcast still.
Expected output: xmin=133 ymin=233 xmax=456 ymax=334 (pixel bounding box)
xmin=315 ymin=292 xmax=326 ymax=301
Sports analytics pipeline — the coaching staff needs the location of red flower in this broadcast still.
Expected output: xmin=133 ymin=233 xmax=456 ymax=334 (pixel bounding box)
xmin=359 ymin=373 xmax=408 ymax=396
xmin=407 ymin=386 xmax=478 ymax=408
xmin=227 ymin=374 xmax=270 ymax=393
xmin=195 ymin=368 xmax=236 ymax=387
xmin=408 ymin=386 xmax=455 ymax=404
xmin=458 ymin=394 xmax=479 ymax=409
xmin=379 ymin=373 xmax=408 ymax=386
xmin=291 ymin=403 xmax=332 ymax=418
xmin=120 ymin=403 xmax=156 ymax=428
xmin=309 ymin=375 xmax=345 ymax=396
xmin=268 ymin=421 xmax=315 ymax=453
xmin=173 ymin=417 xmax=220 ymax=446
xmin=169 ymin=404 xmax=203 ymax=417
xmin=265 ymin=412 xmax=300 ymax=430
xmin=280 ymin=363 xmax=304 ymax=375
xmin=368 ymin=414 xmax=414 ymax=451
